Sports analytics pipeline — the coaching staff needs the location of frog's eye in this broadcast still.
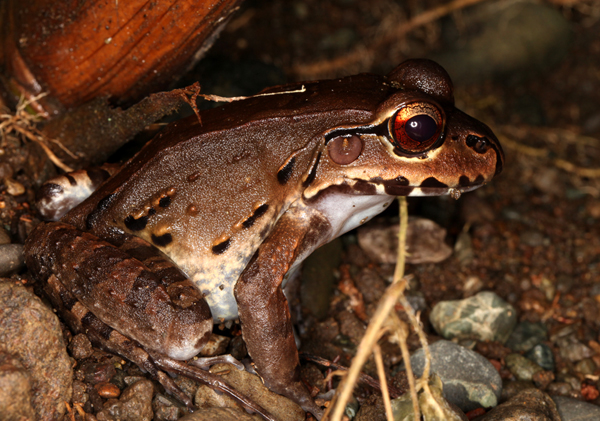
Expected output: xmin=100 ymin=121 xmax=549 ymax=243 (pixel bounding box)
xmin=389 ymin=102 xmax=444 ymax=154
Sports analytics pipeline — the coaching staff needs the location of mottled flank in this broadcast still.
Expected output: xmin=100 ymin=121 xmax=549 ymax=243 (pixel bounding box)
xmin=211 ymin=239 xmax=231 ymax=255
xmin=124 ymin=215 xmax=149 ymax=231
xmin=242 ymin=204 xmax=269 ymax=229
xmin=151 ymin=232 xmax=173 ymax=247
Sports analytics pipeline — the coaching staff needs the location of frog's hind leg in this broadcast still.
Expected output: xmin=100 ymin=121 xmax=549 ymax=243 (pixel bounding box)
xmin=35 ymin=163 xmax=120 ymax=221
xmin=42 ymin=274 xmax=276 ymax=420
xmin=26 ymin=223 xmax=276 ymax=420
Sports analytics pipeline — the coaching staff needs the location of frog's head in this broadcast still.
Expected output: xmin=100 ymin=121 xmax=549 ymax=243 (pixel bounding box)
xmin=303 ymin=59 xmax=504 ymax=201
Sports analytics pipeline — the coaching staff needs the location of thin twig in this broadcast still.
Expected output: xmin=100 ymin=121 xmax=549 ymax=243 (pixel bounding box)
xmin=374 ymin=344 xmax=394 ymax=421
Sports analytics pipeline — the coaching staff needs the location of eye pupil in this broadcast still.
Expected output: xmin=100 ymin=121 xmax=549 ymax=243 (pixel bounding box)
xmin=405 ymin=115 xmax=437 ymax=142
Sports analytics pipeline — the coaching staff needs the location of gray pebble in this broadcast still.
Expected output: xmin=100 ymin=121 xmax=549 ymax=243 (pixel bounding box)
xmin=408 ymin=340 xmax=502 ymax=412
xmin=0 ymin=244 xmax=24 ymax=276
xmin=525 ymin=343 xmax=555 ymax=371
xmin=430 ymin=291 xmax=517 ymax=344
xmin=505 ymin=353 xmax=543 ymax=382
xmin=506 ymin=321 xmax=548 ymax=352
xmin=552 ymin=396 xmax=600 ymax=421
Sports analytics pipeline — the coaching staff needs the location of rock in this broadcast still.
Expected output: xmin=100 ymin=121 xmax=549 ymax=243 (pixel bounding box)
xmin=500 ymin=380 xmax=536 ymax=401
xmin=357 ymin=217 xmax=452 ymax=265
xmin=475 ymin=389 xmax=560 ymax=420
xmin=525 ymin=343 xmax=555 ymax=371
xmin=0 ymin=352 xmax=36 ymax=421
xmin=430 ymin=291 xmax=517 ymax=344
xmin=506 ymin=321 xmax=547 ymax=352
xmin=392 ymin=374 xmax=468 ymax=421
xmin=179 ymin=407 xmax=258 ymax=421
xmin=408 ymin=340 xmax=502 ymax=412
xmin=0 ymin=280 xmax=72 ymax=421
xmin=434 ymin=1 xmax=572 ymax=85
xmin=0 ymin=244 xmax=25 ymax=276
xmin=552 ymin=396 xmax=600 ymax=421
xmin=556 ymin=335 xmax=594 ymax=362
xmin=194 ymin=363 xmax=305 ymax=421
xmin=152 ymin=394 xmax=187 ymax=421
xmin=68 ymin=333 xmax=94 ymax=360
xmin=96 ymin=379 xmax=154 ymax=421
xmin=0 ymin=227 xmax=11 ymax=245
xmin=505 ymin=353 xmax=543 ymax=381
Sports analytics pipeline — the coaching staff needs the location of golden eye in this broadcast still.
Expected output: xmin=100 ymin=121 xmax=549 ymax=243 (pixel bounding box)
xmin=389 ymin=101 xmax=444 ymax=154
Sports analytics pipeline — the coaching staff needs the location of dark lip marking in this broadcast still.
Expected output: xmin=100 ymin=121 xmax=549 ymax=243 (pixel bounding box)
xmin=152 ymin=233 xmax=173 ymax=247
xmin=242 ymin=204 xmax=270 ymax=229
xmin=124 ymin=215 xmax=149 ymax=231
xmin=65 ymin=173 xmax=77 ymax=186
xmin=277 ymin=157 xmax=296 ymax=185
xmin=303 ymin=151 xmax=321 ymax=187
xmin=212 ymin=238 xmax=231 ymax=255
xmin=420 ymin=177 xmax=448 ymax=188
xmin=159 ymin=196 xmax=171 ymax=208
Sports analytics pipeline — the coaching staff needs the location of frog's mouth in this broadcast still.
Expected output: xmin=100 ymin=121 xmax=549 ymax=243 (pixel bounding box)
xmin=371 ymin=174 xmax=487 ymax=197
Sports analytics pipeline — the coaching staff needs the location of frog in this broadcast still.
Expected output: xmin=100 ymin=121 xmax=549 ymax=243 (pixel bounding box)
xmin=24 ymin=59 xmax=503 ymax=420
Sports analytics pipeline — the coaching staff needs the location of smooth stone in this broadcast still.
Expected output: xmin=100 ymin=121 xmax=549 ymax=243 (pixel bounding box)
xmin=357 ymin=218 xmax=452 ymax=265
xmin=195 ymin=363 xmax=305 ymax=421
xmin=506 ymin=321 xmax=547 ymax=352
xmin=179 ymin=407 xmax=257 ymax=421
xmin=0 ymin=281 xmax=72 ymax=420
xmin=430 ymin=291 xmax=517 ymax=344
xmin=408 ymin=340 xmax=502 ymax=412
xmin=552 ymin=396 xmax=600 ymax=421
xmin=505 ymin=353 xmax=543 ymax=382
xmin=392 ymin=374 xmax=467 ymax=421
xmin=0 ymin=244 xmax=24 ymax=276
xmin=525 ymin=343 xmax=555 ymax=371
xmin=475 ymin=388 xmax=560 ymax=420
xmin=434 ymin=2 xmax=572 ymax=84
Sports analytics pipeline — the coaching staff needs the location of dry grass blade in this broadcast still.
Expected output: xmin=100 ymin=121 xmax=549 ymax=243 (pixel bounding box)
xmin=0 ymin=94 xmax=75 ymax=172
xmin=374 ymin=344 xmax=394 ymax=421
xmin=326 ymin=197 xmax=411 ymax=421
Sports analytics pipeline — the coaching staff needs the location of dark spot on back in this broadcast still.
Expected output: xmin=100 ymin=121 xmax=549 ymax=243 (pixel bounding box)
xmin=97 ymin=194 xmax=116 ymax=211
xmin=159 ymin=196 xmax=171 ymax=208
xmin=152 ymin=232 xmax=173 ymax=247
xmin=303 ymin=152 xmax=321 ymax=187
xmin=148 ymin=208 xmax=156 ymax=216
xmin=277 ymin=157 xmax=296 ymax=184
xmin=420 ymin=177 xmax=448 ymax=188
xmin=124 ymin=215 xmax=149 ymax=231
xmin=242 ymin=204 xmax=270 ymax=229
xmin=57 ymin=286 xmax=78 ymax=310
xmin=212 ymin=238 xmax=231 ymax=255
xmin=65 ymin=173 xmax=77 ymax=186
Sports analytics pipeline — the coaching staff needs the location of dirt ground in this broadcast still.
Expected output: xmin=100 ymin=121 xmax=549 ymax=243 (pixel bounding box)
xmin=2 ymin=0 xmax=600 ymax=419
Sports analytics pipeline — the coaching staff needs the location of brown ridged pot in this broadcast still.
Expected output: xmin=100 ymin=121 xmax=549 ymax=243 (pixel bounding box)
xmin=0 ymin=0 xmax=242 ymax=117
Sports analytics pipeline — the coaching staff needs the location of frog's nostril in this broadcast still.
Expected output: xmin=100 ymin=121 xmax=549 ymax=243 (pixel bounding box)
xmin=466 ymin=135 xmax=490 ymax=154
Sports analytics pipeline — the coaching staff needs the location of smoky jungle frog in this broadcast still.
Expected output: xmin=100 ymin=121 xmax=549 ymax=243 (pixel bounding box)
xmin=24 ymin=59 xmax=504 ymax=419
